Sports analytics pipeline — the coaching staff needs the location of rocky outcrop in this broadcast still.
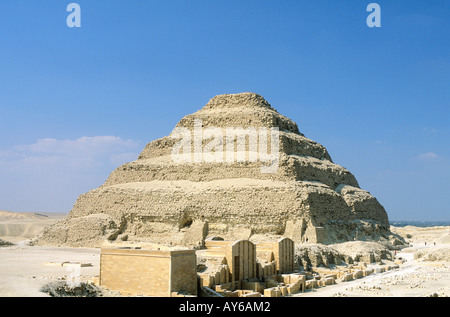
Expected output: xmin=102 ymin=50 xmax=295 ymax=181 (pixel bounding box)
xmin=38 ymin=214 xmax=123 ymax=247
xmin=37 ymin=92 xmax=401 ymax=248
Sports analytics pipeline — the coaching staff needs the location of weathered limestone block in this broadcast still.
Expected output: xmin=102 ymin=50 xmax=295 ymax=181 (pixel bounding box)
xmin=215 ymin=283 xmax=232 ymax=292
xmin=341 ymin=273 xmax=354 ymax=282
xmin=183 ymin=220 xmax=208 ymax=247
xmin=264 ymin=287 xmax=278 ymax=297
xmin=199 ymin=274 xmax=214 ymax=288
xmin=287 ymin=283 xmax=299 ymax=294
xmin=363 ymin=268 xmax=374 ymax=276
xmin=324 ymin=277 xmax=335 ymax=285
xmin=279 ymin=286 xmax=288 ymax=296
xmin=305 ymin=279 xmax=319 ymax=289
xmin=265 ymin=278 xmax=278 ymax=288
xmin=324 ymin=274 xmax=338 ymax=280
xmin=241 ymin=281 xmax=265 ymax=294
xmin=223 ymin=290 xmax=240 ymax=297
xmin=274 ymin=288 xmax=282 ymax=297
xmin=242 ymin=292 xmax=262 ymax=297
xmin=304 ymin=226 xmax=327 ymax=244
xmin=353 ymin=270 xmax=364 ymax=279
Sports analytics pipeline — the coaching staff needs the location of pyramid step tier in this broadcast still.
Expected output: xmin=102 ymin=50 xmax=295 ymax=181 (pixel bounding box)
xmin=105 ymin=154 xmax=358 ymax=189
xmin=70 ymin=179 xmax=389 ymax=237
xmin=139 ymin=131 xmax=332 ymax=162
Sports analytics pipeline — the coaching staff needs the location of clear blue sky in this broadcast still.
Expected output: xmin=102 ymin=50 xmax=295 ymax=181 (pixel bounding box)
xmin=0 ymin=1 xmax=449 ymax=221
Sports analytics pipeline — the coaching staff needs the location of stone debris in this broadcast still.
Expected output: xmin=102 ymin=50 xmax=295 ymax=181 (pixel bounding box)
xmin=0 ymin=239 xmax=14 ymax=247
xmin=40 ymin=281 xmax=103 ymax=297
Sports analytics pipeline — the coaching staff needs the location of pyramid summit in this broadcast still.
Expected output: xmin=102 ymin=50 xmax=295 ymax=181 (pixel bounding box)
xmin=171 ymin=92 xmax=301 ymax=135
xmin=38 ymin=93 xmax=401 ymax=248
xmin=203 ymin=92 xmax=275 ymax=110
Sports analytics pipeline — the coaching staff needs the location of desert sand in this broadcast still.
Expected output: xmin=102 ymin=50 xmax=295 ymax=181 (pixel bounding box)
xmin=293 ymin=225 xmax=450 ymax=297
xmin=0 ymin=210 xmax=448 ymax=297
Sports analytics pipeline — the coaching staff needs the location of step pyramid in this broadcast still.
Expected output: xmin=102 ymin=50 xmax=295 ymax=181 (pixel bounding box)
xmin=38 ymin=93 xmax=397 ymax=247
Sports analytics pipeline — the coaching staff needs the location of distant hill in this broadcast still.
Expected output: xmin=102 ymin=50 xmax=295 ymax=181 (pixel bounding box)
xmin=0 ymin=210 xmax=66 ymax=221
xmin=390 ymin=220 xmax=450 ymax=227
xmin=0 ymin=211 xmax=66 ymax=241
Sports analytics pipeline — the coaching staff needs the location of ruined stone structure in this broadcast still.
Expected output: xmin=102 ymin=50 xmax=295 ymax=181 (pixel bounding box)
xmin=197 ymin=238 xmax=299 ymax=294
xmin=256 ymin=238 xmax=295 ymax=274
xmin=38 ymin=92 xmax=397 ymax=247
xmin=199 ymin=239 xmax=269 ymax=290
xmin=98 ymin=238 xmax=303 ymax=297
xmin=97 ymin=237 xmax=402 ymax=297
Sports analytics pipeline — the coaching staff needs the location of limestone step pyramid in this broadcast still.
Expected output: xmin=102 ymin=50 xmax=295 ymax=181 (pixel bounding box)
xmin=38 ymin=93 xmax=398 ymax=247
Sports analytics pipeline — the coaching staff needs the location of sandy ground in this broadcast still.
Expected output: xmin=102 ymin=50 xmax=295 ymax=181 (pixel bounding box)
xmin=0 ymin=211 xmax=449 ymax=297
xmin=0 ymin=211 xmax=100 ymax=297
xmin=293 ymin=225 xmax=450 ymax=297
xmin=293 ymin=249 xmax=450 ymax=297
xmin=0 ymin=245 xmax=100 ymax=297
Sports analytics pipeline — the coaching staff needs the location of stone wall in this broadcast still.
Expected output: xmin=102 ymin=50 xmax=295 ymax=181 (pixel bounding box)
xmin=99 ymin=248 xmax=197 ymax=297
xmin=256 ymin=238 xmax=295 ymax=274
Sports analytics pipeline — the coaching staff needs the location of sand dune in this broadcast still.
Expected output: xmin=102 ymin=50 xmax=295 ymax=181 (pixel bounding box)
xmin=0 ymin=210 xmax=50 ymax=221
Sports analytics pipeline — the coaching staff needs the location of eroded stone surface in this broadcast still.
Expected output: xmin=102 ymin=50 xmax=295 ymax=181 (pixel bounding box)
xmin=37 ymin=93 xmax=401 ymax=247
